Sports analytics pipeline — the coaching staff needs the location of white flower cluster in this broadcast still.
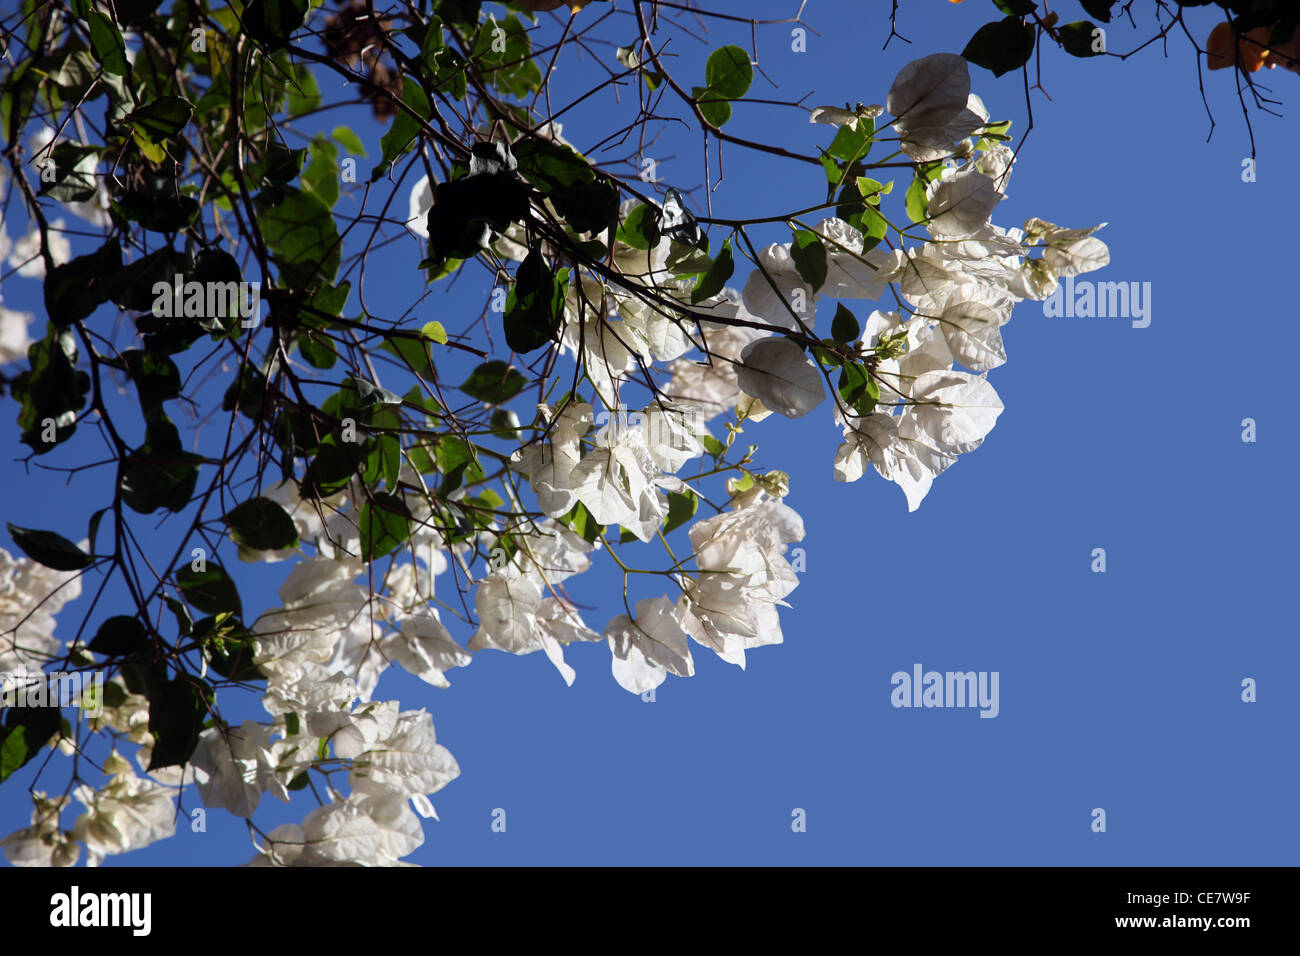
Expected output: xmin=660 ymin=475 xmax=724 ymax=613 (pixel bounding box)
xmin=1 ymin=55 xmax=1111 ymax=868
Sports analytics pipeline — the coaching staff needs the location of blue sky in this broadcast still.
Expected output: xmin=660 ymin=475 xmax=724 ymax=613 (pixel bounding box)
xmin=1 ymin=0 xmax=1296 ymax=865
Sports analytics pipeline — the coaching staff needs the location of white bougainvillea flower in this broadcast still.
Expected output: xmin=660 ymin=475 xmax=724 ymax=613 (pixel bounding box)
xmin=887 ymin=54 xmax=988 ymax=161
xmin=664 ymin=320 xmax=766 ymax=420
xmin=191 ymin=720 xmax=285 ymax=819
xmin=689 ymin=496 xmax=805 ymax=601
xmin=896 ymin=245 xmax=974 ymax=315
xmin=741 ymin=243 xmax=816 ymax=330
xmin=0 ymin=792 xmax=79 ymax=867
xmin=517 ymin=519 xmax=595 ymax=586
xmin=900 ymin=369 xmax=1004 ymax=456
xmin=809 ymin=105 xmax=860 ymax=126
xmin=513 ymin=401 xmax=594 ymax=519
xmin=926 ymin=167 xmax=1002 ymax=239
xmin=936 ymin=283 xmax=1015 ymax=372
xmin=534 ymin=597 xmax=602 ymax=686
xmin=560 ymin=275 xmax=637 ymax=407
xmin=470 ymin=573 xmax=545 ymax=655
xmin=735 ymin=336 xmax=825 ymax=419
xmin=252 ymin=557 xmax=367 ymax=680
xmin=407 ymin=174 xmax=434 ymax=239
xmin=815 ymin=218 xmax=893 ymax=301
xmin=71 ymin=767 xmax=176 ymax=865
xmin=349 ymin=708 xmax=459 ymax=801
xmin=833 ymin=412 xmax=899 ymax=484
xmin=567 ymin=411 xmax=680 ymax=541
xmin=604 ymin=596 xmax=694 ymax=695
xmin=619 ymin=293 xmax=695 ymax=363
xmin=636 ymin=403 xmax=706 ymax=474
xmin=0 ymin=545 xmax=82 ymax=674
xmin=1023 ymin=217 xmax=1111 ymax=277
xmin=247 ymin=791 xmax=425 ymax=867
xmin=386 ymin=612 xmax=473 ymax=689
xmin=677 ymin=492 xmax=805 ymax=666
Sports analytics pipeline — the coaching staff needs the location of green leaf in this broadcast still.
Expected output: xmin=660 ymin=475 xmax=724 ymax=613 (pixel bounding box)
xmin=298 ymin=332 xmax=337 ymax=369
xmin=552 ymin=179 xmax=620 ymax=235
xmin=459 ymin=361 xmax=527 ymax=404
xmin=433 ymin=436 xmax=483 ymax=496
xmin=617 ymin=204 xmax=656 ymax=251
xmin=7 ymin=523 xmax=91 ymax=571
xmin=253 ymin=141 xmax=308 ymax=191
xmin=301 ymin=440 xmax=365 ymax=498
xmin=962 ymin=17 xmax=1037 ymax=77
xmin=1079 ymin=1 xmax=1114 ymax=24
xmin=694 ymin=85 xmax=732 ymax=128
xmin=123 ymin=349 xmax=181 ymax=407
xmin=165 ymin=596 xmax=193 ymax=637
xmin=44 ymin=239 xmax=121 ymax=326
xmin=826 ymin=121 xmax=871 ymax=164
xmin=89 ymin=616 xmax=150 ymax=656
xmin=257 ymin=187 xmax=341 ymax=287
xmin=287 ymin=61 xmax=321 ymax=115
xmin=663 ymin=489 xmax=699 ymax=534
xmin=837 ymin=362 xmax=880 ymax=418
xmin=421 ymin=321 xmax=448 ymax=344
xmin=1060 ymin=20 xmax=1103 ymax=57
xmin=223 ymin=497 xmax=299 ymax=551
xmin=11 ymin=326 xmax=90 ymax=453
xmin=436 ymin=0 xmax=480 ymax=30
xmin=86 ymin=11 xmax=129 ymax=76
xmin=830 ymin=303 xmax=860 ymax=344
xmin=331 ymin=125 xmax=367 ymax=157
xmin=360 ymin=492 xmax=411 ymax=560
xmin=177 ymin=563 xmax=242 ymax=617
xmin=993 ymin=0 xmax=1037 ymax=15
xmin=905 ymin=174 xmax=930 ymax=224
xmin=560 ymin=501 xmax=603 ymax=544
xmin=0 ymin=705 xmax=61 ymax=782
xmin=351 ymin=377 xmax=404 ymax=409
xmin=125 ymin=96 xmax=193 ymax=144
xmin=790 ymin=230 xmax=828 ymax=293
xmin=243 ymin=0 xmax=309 ymax=49
xmin=119 ymin=414 xmax=201 ymax=514
xmin=700 ymin=433 xmax=725 ymax=458
xmin=377 ymin=434 xmax=402 ymax=490
xmin=854 ymin=176 xmax=893 ymax=205
xmin=504 ymin=250 xmax=567 ymax=354
xmin=111 ymin=172 xmax=200 ymax=231
xmin=691 ymin=241 xmax=735 ymax=304
xmin=370 ymin=76 xmax=430 ymax=182
xmin=704 ymin=44 xmax=753 ymax=98
xmin=38 ymin=143 xmax=98 ymax=203
xmin=146 ymin=677 xmax=211 ymax=770
xmin=513 ymin=138 xmax=594 ymax=191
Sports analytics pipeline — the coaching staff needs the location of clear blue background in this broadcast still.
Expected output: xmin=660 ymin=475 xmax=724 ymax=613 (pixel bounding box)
xmin=1 ymin=0 xmax=1295 ymax=865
